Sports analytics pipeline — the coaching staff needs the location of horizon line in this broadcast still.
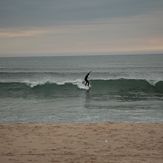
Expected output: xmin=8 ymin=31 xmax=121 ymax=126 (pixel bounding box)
xmin=0 ymin=52 xmax=163 ymax=58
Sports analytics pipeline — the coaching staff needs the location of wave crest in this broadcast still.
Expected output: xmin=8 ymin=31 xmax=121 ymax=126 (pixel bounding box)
xmin=0 ymin=78 xmax=163 ymax=98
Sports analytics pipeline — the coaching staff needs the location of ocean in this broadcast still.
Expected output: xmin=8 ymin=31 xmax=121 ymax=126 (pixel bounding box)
xmin=0 ymin=54 xmax=163 ymax=123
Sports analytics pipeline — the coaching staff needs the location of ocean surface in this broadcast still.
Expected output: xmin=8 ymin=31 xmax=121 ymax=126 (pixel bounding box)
xmin=0 ymin=54 xmax=163 ymax=123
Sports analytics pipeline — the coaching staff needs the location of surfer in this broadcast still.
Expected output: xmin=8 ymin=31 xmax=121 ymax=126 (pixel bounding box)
xmin=84 ymin=71 xmax=91 ymax=87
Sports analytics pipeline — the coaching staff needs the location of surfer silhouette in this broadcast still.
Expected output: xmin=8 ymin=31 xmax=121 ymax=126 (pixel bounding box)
xmin=84 ymin=71 xmax=91 ymax=87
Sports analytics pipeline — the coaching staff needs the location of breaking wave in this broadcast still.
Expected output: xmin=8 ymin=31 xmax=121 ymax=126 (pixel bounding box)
xmin=0 ymin=78 xmax=163 ymax=98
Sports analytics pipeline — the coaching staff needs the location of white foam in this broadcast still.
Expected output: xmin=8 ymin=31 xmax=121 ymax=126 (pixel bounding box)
xmin=70 ymin=79 xmax=91 ymax=90
xmin=146 ymin=80 xmax=158 ymax=86
xmin=22 ymin=78 xmax=90 ymax=90
xmin=74 ymin=82 xmax=90 ymax=90
xmin=23 ymin=80 xmax=48 ymax=88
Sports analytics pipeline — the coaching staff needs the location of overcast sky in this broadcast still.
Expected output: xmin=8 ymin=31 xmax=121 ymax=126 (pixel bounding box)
xmin=0 ymin=0 xmax=163 ymax=56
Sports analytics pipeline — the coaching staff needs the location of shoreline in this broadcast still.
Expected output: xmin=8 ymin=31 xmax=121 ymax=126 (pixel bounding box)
xmin=0 ymin=123 xmax=163 ymax=163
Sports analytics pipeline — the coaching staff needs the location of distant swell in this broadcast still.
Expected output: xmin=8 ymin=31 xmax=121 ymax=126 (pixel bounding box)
xmin=0 ymin=79 xmax=163 ymax=98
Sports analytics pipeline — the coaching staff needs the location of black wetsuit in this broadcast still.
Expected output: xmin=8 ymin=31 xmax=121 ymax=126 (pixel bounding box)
xmin=84 ymin=72 xmax=90 ymax=86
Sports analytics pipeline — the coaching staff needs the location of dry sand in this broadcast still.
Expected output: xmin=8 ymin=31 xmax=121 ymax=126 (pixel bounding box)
xmin=0 ymin=123 xmax=163 ymax=163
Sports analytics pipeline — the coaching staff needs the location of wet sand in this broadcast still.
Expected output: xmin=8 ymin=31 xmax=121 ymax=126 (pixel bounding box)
xmin=0 ymin=123 xmax=163 ymax=163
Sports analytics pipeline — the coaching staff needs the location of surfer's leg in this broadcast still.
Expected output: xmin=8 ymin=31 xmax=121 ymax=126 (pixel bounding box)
xmin=85 ymin=79 xmax=88 ymax=86
xmin=87 ymin=81 xmax=89 ymax=86
xmin=83 ymin=79 xmax=87 ymax=86
xmin=86 ymin=80 xmax=89 ymax=86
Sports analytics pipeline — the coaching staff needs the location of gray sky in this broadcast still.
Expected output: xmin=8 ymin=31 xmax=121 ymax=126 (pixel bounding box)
xmin=0 ymin=0 xmax=163 ymax=56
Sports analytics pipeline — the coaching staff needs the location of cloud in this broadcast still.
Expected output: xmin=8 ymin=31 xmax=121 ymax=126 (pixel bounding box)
xmin=0 ymin=28 xmax=49 ymax=38
xmin=0 ymin=0 xmax=163 ymax=56
xmin=0 ymin=0 xmax=163 ymax=28
xmin=0 ymin=10 xmax=163 ymax=55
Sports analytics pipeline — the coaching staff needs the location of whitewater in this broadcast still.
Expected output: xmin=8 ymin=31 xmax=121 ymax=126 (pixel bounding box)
xmin=0 ymin=54 xmax=163 ymax=122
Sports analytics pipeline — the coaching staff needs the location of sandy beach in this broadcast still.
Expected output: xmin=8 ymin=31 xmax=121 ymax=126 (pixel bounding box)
xmin=0 ymin=123 xmax=163 ymax=163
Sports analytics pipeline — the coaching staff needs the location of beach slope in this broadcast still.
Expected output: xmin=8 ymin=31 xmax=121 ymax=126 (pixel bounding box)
xmin=0 ymin=123 xmax=163 ymax=163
